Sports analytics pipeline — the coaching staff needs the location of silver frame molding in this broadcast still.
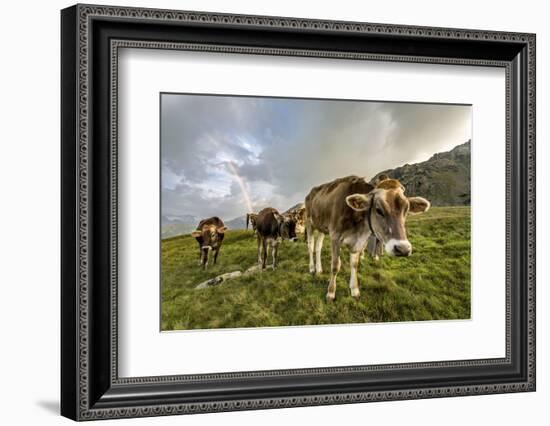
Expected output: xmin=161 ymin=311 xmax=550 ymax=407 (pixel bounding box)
xmin=61 ymin=4 xmax=536 ymax=421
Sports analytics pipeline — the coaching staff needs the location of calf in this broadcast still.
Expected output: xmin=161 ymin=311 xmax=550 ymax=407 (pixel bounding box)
xmin=305 ymin=176 xmax=430 ymax=301
xmin=255 ymin=207 xmax=297 ymax=269
xmin=191 ymin=217 xmax=227 ymax=270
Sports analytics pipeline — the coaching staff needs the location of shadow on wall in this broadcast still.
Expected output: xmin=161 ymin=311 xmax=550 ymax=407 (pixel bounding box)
xmin=35 ymin=400 xmax=59 ymax=416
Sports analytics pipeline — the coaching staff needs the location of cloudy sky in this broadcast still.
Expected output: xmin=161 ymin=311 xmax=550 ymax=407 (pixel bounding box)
xmin=161 ymin=94 xmax=471 ymax=222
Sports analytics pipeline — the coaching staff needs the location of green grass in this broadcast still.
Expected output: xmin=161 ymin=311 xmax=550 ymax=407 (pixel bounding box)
xmin=161 ymin=206 xmax=470 ymax=330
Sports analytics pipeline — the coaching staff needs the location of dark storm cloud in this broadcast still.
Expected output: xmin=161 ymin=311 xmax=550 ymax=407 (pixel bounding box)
xmin=161 ymin=94 xmax=471 ymax=222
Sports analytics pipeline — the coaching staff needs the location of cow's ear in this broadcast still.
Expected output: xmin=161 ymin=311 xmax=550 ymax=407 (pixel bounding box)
xmin=216 ymin=226 xmax=227 ymax=234
xmin=345 ymin=193 xmax=372 ymax=211
xmin=408 ymin=197 xmax=430 ymax=214
xmin=191 ymin=230 xmax=202 ymax=238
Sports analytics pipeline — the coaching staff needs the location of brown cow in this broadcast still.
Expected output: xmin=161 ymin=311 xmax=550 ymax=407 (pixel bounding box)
xmin=255 ymin=207 xmax=297 ymax=270
xmin=246 ymin=213 xmax=258 ymax=234
xmin=191 ymin=217 xmax=227 ymax=270
xmin=283 ymin=204 xmax=306 ymax=234
xmin=305 ymin=175 xmax=430 ymax=301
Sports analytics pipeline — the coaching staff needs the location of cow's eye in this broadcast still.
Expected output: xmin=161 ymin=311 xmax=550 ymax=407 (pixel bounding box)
xmin=376 ymin=207 xmax=385 ymax=217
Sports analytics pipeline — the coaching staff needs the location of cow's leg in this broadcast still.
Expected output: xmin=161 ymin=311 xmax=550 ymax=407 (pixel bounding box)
xmin=213 ymin=248 xmax=219 ymax=265
xmin=261 ymin=238 xmax=268 ymax=269
xmin=257 ymin=237 xmax=263 ymax=267
xmin=326 ymin=238 xmax=341 ymax=302
xmin=201 ymin=248 xmax=208 ymax=271
xmin=314 ymin=232 xmax=325 ymax=275
xmin=349 ymin=251 xmax=361 ymax=299
xmin=272 ymin=240 xmax=279 ymax=269
xmin=307 ymin=225 xmax=316 ymax=274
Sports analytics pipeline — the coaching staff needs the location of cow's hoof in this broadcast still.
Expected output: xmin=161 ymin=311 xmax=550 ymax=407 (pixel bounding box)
xmin=315 ymin=269 xmax=323 ymax=276
xmin=352 ymin=294 xmax=361 ymax=301
xmin=326 ymin=294 xmax=336 ymax=303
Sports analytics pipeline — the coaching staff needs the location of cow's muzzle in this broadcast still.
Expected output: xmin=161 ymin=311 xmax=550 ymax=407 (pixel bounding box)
xmin=385 ymin=239 xmax=412 ymax=257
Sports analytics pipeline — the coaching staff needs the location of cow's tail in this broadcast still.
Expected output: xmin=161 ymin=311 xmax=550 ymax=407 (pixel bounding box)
xmin=246 ymin=213 xmax=250 ymax=230
xmin=303 ymin=205 xmax=309 ymax=242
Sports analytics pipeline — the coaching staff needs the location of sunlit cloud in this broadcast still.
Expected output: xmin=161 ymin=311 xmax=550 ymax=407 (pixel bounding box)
xmin=161 ymin=94 xmax=471 ymax=222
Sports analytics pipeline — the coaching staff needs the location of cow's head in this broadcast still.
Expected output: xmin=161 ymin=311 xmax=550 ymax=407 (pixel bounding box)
xmin=345 ymin=177 xmax=430 ymax=257
xmin=276 ymin=214 xmax=298 ymax=242
xmin=293 ymin=207 xmax=306 ymax=234
xmin=284 ymin=207 xmax=306 ymax=234
xmin=191 ymin=225 xmax=227 ymax=268
xmin=246 ymin=213 xmax=258 ymax=231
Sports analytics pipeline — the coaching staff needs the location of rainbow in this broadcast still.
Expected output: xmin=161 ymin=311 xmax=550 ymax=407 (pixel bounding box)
xmin=226 ymin=161 xmax=254 ymax=214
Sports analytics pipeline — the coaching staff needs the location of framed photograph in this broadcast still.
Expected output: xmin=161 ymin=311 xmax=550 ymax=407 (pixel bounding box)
xmin=61 ymin=4 xmax=536 ymax=421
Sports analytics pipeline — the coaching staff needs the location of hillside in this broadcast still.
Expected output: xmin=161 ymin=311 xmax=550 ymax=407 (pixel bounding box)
xmin=161 ymin=206 xmax=471 ymax=330
xmin=161 ymin=214 xmax=200 ymax=239
xmin=373 ymin=140 xmax=471 ymax=206
xmin=225 ymin=215 xmax=247 ymax=230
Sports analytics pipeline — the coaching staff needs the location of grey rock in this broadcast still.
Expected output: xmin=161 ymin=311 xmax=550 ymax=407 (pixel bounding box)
xmin=372 ymin=140 xmax=471 ymax=206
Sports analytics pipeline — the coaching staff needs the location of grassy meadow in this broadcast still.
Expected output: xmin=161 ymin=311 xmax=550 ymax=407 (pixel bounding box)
xmin=161 ymin=206 xmax=470 ymax=331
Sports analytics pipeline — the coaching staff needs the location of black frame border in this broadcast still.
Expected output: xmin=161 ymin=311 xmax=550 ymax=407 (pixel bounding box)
xmin=61 ymin=4 xmax=536 ymax=421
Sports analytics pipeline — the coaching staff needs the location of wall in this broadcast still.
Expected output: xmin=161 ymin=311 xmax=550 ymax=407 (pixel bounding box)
xmin=0 ymin=0 xmax=546 ymax=424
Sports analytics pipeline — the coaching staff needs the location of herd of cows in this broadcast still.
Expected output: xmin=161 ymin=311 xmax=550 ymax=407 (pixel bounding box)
xmin=190 ymin=174 xmax=431 ymax=301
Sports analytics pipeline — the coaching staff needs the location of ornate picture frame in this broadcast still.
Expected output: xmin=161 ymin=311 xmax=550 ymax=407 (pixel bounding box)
xmin=61 ymin=4 xmax=535 ymax=421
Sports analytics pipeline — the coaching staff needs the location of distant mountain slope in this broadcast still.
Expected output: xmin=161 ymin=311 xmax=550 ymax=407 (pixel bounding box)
xmin=162 ymin=214 xmax=199 ymax=226
xmin=161 ymin=223 xmax=197 ymax=239
xmin=225 ymin=215 xmax=247 ymax=230
xmin=161 ymin=214 xmax=200 ymax=239
xmin=372 ymin=140 xmax=470 ymax=206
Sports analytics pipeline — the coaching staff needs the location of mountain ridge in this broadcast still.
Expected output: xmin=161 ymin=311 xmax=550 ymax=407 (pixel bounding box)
xmin=372 ymin=140 xmax=470 ymax=206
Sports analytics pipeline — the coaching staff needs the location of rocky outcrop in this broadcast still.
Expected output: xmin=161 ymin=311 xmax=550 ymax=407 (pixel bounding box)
xmin=372 ymin=140 xmax=471 ymax=206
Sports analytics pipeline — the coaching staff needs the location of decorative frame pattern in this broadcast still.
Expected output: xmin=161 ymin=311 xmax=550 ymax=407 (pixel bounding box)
xmin=61 ymin=4 xmax=536 ymax=421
